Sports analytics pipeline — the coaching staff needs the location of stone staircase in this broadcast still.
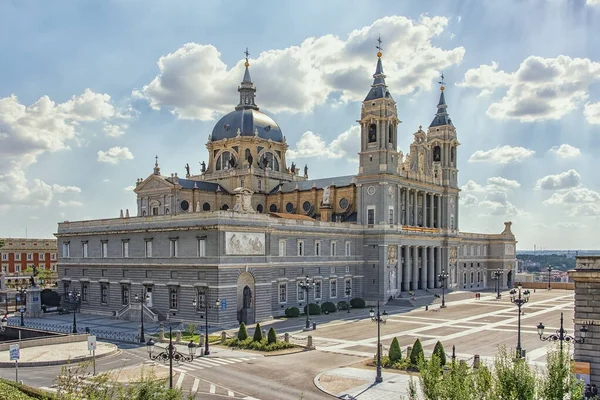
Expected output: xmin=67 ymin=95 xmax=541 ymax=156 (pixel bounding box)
xmin=387 ymin=289 xmax=447 ymax=309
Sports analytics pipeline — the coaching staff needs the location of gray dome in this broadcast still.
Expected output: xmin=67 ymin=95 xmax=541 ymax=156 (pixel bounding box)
xmin=211 ymin=108 xmax=284 ymax=142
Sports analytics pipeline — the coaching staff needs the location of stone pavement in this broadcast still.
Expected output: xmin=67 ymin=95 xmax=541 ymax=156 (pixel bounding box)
xmin=0 ymin=340 xmax=118 ymax=367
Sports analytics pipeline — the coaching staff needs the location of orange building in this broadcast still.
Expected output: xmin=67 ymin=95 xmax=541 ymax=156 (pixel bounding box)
xmin=0 ymin=238 xmax=58 ymax=288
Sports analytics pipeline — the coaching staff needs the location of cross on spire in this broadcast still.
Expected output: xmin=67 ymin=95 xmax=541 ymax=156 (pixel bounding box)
xmin=376 ymin=35 xmax=383 ymax=56
xmin=438 ymin=72 xmax=446 ymax=90
xmin=244 ymin=47 xmax=250 ymax=62
xmin=155 ymin=155 xmax=158 ymax=165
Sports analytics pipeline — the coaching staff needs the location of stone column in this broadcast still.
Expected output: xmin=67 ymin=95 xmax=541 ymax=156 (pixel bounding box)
xmin=411 ymin=246 xmax=419 ymax=291
xmin=422 ymin=192 xmax=427 ymax=227
xmin=430 ymin=194 xmax=435 ymax=229
xmin=421 ymin=246 xmax=428 ymax=290
xmin=404 ymin=189 xmax=410 ymax=226
xmin=412 ymin=190 xmax=417 ymax=226
xmin=402 ymin=246 xmax=410 ymax=292
xmin=437 ymin=195 xmax=442 ymax=229
xmin=435 ymin=247 xmax=442 ymax=287
xmin=427 ymin=247 xmax=435 ymax=289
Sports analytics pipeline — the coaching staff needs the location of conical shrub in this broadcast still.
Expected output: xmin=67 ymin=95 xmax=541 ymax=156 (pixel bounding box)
xmin=252 ymin=323 xmax=263 ymax=342
xmin=410 ymin=338 xmax=424 ymax=366
xmin=267 ymin=327 xmax=277 ymax=344
xmin=237 ymin=322 xmax=248 ymax=341
xmin=389 ymin=337 xmax=402 ymax=363
xmin=433 ymin=340 xmax=446 ymax=366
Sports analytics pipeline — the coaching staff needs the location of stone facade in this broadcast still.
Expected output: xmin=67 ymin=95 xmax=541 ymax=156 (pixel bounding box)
xmin=570 ymin=256 xmax=600 ymax=385
xmin=56 ymin=46 xmax=518 ymax=327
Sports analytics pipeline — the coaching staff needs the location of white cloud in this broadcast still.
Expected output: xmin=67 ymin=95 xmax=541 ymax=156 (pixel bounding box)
xmin=103 ymin=123 xmax=128 ymax=137
xmin=459 ymin=56 xmax=600 ymax=122
xmin=469 ymin=145 xmax=535 ymax=164
xmin=460 ymin=193 xmax=478 ymax=206
xmin=52 ymin=184 xmax=82 ymax=193
xmin=584 ymin=102 xmax=600 ymax=124
xmin=287 ymin=125 xmax=360 ymax=161
xmin=0 ymin=90 xmax=119 ymax=208
xmin=534 ymin=169 xmax=581 ymax=190
xmin=478 ymin=191 xmax=526 ymax=217
xmin=58 ymin=200 xmax=83 ymax=207
xmin=103 ymin=179 xmax=110 ymax=183
xmin=549 ymin=144 xmax=581 ymax=158
xmin=97 ymin=146 xmax=134 ymax=164
xmin=461 ymin=177 xmax=521 ymax=193
xmin=135 ymin=15 xmax=465 ymax=120
xmin=543 ymin=187 xmax=600 ymax=205
xmin=587 ymin=0 xmax=600 ymax=5
xmin=123 ymin=186 xmax=135 ymax=192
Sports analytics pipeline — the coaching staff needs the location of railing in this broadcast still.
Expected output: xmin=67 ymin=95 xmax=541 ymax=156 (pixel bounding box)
xmin=142 ymin=304 xmax=159 ymax=322
xmin=114 ymin=304 xmax=130 ymax=319
xmin=6 ymin=320 xmax=140 ymax=343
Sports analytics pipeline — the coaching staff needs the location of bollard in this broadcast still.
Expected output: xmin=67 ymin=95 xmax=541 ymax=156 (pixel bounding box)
xmin=199 ymin=333 xmax=205 ymax=347
xmin=406 ymin=346 xmax=412 ymax=359
xmin=452 ymin=345 xmax=456 ymax=363
xmin=473 ymin=354 xmax=480 ymax=369
xmin=307 ymin=335 xmax=314 ymax=349
xmin=175 ymin=330 xmax=182 ymax=343
xmin=284 ymin=333 xmax=290 ymax=343
xmin=425 ymin=305 xmax=429 ymax=311
xmin=263 ymin=329 xmax=267 ymax=338
xmin=221 ymin=331 xmax=227 ymax=344
xmin=312 ymin=322 xmax=317 ymax=330
xmin=158 ymin=327 xmax=164 ymax=341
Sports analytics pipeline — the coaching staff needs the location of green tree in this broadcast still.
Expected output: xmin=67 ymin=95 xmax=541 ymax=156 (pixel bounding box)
xmin=442 ymin=360 xmax=478 ymax=400
xmin=474 ymin=364 xmax=494 ymax=400
xmin=267 ymin=327 xmax=277 ymax=344
xmin=433 ymin=341 xmax=446 ymax=366
xmin=252 ymin=323 xmax=263 ymax=342
xmin=389 ymin=337 xmax=402 ymax=363
xmin=410 ymin=338 xmax=424 ymax=366
xmin=492 ymin=346 xmax=536 ymax=400
xmin=23 ymin=266 xmax=52 ymax=281
xmin=184 ymin=323 xmax=197 ymax=337
xmin=540 ymin=344 xmax=584 ymax=400
xmin=417 ymin=353 xmax=444 ymax=400
xmin=237 ymin=322 xmax=248 ymax=341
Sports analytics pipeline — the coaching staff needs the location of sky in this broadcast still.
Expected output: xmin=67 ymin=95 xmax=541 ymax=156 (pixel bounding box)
xmin=1 ymin=0 xmax=599 ymax=250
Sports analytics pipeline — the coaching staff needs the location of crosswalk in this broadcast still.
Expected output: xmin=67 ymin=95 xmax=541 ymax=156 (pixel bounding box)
xmin=160 ymin=356 xmax=257 ymax=374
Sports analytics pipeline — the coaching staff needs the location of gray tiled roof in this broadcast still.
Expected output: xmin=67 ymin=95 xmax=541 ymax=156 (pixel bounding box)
xmin=269 ymin=175 xmax=356 ymax=194
xmin=177 ymin=178 xmax=228 ymax=194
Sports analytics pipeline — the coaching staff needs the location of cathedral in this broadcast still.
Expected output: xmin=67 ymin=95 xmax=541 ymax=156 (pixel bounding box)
xmin=56 ymin=43 xmax=517 ymax=327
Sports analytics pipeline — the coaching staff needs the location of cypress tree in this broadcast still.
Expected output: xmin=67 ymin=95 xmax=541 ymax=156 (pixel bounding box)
xmin=389 ymin=337 xmax=402 ymax=363
xmin=237 ymin=322 xmax=248 ymax=341
xmin=433 ymin=340 xmax=446 ymax=366
xmin=410 ymin=338 xmax=424 ymax=366
xmin=252 ymin=323 xmax=263 ymax=342
xmin=267 ymin=327 xmax=277 ymax=344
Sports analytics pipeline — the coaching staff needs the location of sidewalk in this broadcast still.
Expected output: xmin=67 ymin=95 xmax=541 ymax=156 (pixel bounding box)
xmin=0 ymin=341 xmax=118 ymax=367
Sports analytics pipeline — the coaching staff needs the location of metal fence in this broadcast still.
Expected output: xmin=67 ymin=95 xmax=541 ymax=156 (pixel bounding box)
xmin=6 ymin=320 xmax=139 ymax=343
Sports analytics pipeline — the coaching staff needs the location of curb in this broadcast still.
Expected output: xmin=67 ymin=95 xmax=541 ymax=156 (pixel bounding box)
xmin=0 ymin=346 xmax=121 ymax=368
xmin=313 ymin=371 xmax=339 ymax=399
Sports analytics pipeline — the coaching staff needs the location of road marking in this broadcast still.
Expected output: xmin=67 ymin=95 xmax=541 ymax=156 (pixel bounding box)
xmin=191 ymin=378 xmax=200 ymax=393
xmin=175 ymin=373 xmax=185 ymax=389
xmin=228 ymin=390 xmax=235 ymax=397
xmin=177 ymin=364 xmax=201 ymax=371
xmin=215 ymin=358 xmax=237 ymax=364
xmin=209 ymin=384 xmax=216 ymax=394
xmin=204 ymin=358 xmax=231 ymax=365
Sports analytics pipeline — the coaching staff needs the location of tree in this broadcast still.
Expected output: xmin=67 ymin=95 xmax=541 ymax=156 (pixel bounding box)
xmin=267 ymin=327 xmax=277 ymax=344
xmin=492 ymin=346 xmax=536 ymax=400
xmin=237 ymin=323 xmax=248 ymax=341
xmin=389 ymin=337 xmax=402 ymax=363
xmin=23 ymin=266 xmax=52 ymax=282
xmin=185 ymin=323 xmax=197 ymax=337
xmin=252 ymin=323 xmax=263 ymax=342
xmin=433 ymin=341 xmax=446 ymax=366
xmin=540 ymin=344 xmax=584 ymax=400
xmin=417 ymin=353 xmax=444 ymax=400
xmin=410 ymin=338 xmax=424 ymax=366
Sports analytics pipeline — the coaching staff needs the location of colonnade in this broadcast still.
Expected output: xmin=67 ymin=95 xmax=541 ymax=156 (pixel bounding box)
xmin=395 ymin=245 xmax=444 ymax=292
xmin=400 ymin=188 xmax=442 ymax=228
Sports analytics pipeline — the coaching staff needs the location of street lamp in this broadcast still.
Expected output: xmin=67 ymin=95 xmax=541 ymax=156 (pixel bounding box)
xmin=438 ymin=271 xmax=449 ymax=308
xmin=19 ymin=305 xmax=25 ymax=326
xmin=192 ymin=296 xmax=221 ymax=356
xmin=537 ymin=312 xmax=587 ymax=353
xmin=16 ymin=286 xmax=27 ymax=313
xmin=345 ymin=286 xmax=351 ymax=313
xmin=369 ymin=301 xmax=388 ymax=384
xmin=0 ymin=315 xmax=7 ymax=332
xmin=68 ymin=291 xmax=81 ymax=334
xmin=510 ymin=283 xmax=530 ymax=358
xmin=298 ymin=276 xmax=315 ymax=329
xmin=146 ymin=326 xmax=196 ymax=389
xmin=493 ymin=269 xmax=503 ymax=299
xmin=134 ymin=291 xmax=147 ymax=343
xmin=547 ymin=265 xmax=553 ymax=291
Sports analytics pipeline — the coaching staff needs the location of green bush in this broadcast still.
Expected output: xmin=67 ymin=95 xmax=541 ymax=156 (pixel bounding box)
xmin=303 ymin=303 xmax=321 ymax=315
xmin=237 ymin=322 xmax=248 ymax=341
xmin=0 ymin=378 xmax=54 ymax=399
xmin=350 ymin=297 xmax=366 ymax=308
xmin=223 ymin=337 xmax=296 ymax=352
xmin=410 ymin=338 xmax=424 ymax=366
xmin=284 ymin=307 xmax=300 ymax=317
xmin=321 ymin=301 xmax=337 ymax=313
xmin=252 ymin=323 xmax=263 ymax=342
xmin=389 ymin=337 xmax=402 ymax=363
xmin=337 ymin=301 xmax=349 ymax=310
xmin=267 ymin=327 xmax=277 ymax=344
xmin=433 ymin=340 xmax=446 ymax=366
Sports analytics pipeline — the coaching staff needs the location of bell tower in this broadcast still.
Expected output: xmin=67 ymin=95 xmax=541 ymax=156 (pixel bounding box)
xmin=358 ymin=37 xmax=401 ymax=176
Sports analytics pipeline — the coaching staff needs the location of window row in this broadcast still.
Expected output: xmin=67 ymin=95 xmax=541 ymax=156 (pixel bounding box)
xmin=458 ymin=244 xmax=488 ymax=257
xmin=278 ymin=278 xmax=352 ymax=303
xmin=279 ymin=240 xmax=352 ymax=257
xmin=462 ymin=271 xmax=484 ymax=285
xmin=1 ymin=264 xmax=57 ymax=273
xmin=0 ymin=253 xmax=57 ymax=261
xmin=63 ymin=238 xmax=207 ymax=259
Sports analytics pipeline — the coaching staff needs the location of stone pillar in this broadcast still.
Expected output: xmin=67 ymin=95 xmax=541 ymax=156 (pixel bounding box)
xmin=422 ymin=192 xmax=427 ymax=227
xmin=420 ymin=246 xmax=428 ymax=290
xmin=411 ymin=246 xmax=419 ymax=291
xmin=404 ymin=189 xmax=409 ymax=226
xmin=176 ymin=330 xmax=182 ymax=343
xmin=402 ymin=246 xmax=410 ymax=292
xmin=437 ymin=195 xmax=442 ymax=229
xmin=427 ymin=247 xmax=435 ymax=289
xmin=284 ymin=333 xmax=290 ymax=343
xmin=435 ymin=247 xmax=442 ymax=287
xmin=413 ymin=190 xmax=417 ymax=226
xmin=430 ymin=194 xmax=435 ymax=229
xmin=25 ymin=287 xmax=42 ymax=318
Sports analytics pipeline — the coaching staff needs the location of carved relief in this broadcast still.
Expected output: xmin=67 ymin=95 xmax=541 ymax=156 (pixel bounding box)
xmin=387 ymin=245 xmax=398 ymax=263
xmin=225 ymin=232 xmax=265 ymax=255
xmin=505 ymin=244 xmax=515 ymax=256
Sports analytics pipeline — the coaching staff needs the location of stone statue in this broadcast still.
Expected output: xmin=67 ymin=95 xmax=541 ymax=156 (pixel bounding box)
xmin=200 ymin=161 xmax=206 ymax=173
xmin=290 ymin=162 xmax=296 ymax=174
xmin=368 ymin=125 xmax=376 ymax=142
xmin=247 ymin=154 xmax=253 ymax=167
xmin=243 ymin=286 xmax=252 ymax=308
xmin=229 ymin=157 xmax=236 ymax=168
xmin=185 ymin=163 xmax=190 ymax=176
xmin=29 ymin=265 xmax=39 ymax=287
xmin=304 ymin=164 xmax=308 ymax=176
xmin=322 ymin=186 xmax=331 ymax=206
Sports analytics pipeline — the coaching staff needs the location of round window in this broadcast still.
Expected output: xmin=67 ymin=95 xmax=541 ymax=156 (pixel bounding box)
xmin=256 ymin=204 xmax=264 ymax=213
xmin=180 ymin=200 xmax=189 ymax=211
xmin=221 ymin=204 xmax=229 ymax=211
xmin=202 ymin=202 xmax=211 ymax=211
xmin=285 ymin=202 xmax=294 ymax=213
xmin=302 ymin=201 xmax=311 ymax=212
xmin=269 ymin=204 xmax=278 ymax=213
xmin=339 ymin=198 xmax=349 ymax=209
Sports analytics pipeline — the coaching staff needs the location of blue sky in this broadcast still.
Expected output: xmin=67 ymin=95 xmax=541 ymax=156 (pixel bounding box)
xmin=1 ymin=0 xmax=599 ymax=250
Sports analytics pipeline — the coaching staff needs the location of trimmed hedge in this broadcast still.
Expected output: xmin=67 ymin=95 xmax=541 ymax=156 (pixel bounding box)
xmin=337 ymin=301 xmax=349 ymax=310
xmin=0 ymin=378 xmax=54 ymax=399
xmin=389 ymin=337 xmax=402 ymax=363
xmin=433 ymin=340 xmax=446 ymax=366
xmin=237 ymin=322 xmax=248 ymax=341
xmin=223 ymin=337 xmax=296 ymax=352
xmin=285 ymin=307 xmax=300 ymax=318
xmin=410 ymin=338 xmax=424 ymax=366
xmin=320 ymin=301 xmax=337 ymax=313
xmin=350 ymin=297 xmax=366 ymax=308
xmin=303 ymin=303 xmax=322 ymax=315
xmin=252 ymin=323 xmax=263 ymax=342
xmin=267 ymin=327 xmax=277 ymax=344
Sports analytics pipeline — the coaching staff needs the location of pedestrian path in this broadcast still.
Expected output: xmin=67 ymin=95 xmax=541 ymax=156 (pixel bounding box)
xmin=171 ymin=371 xmax=261 ymax=399
xmin=155 ymin=356 xmax=258 ymax=374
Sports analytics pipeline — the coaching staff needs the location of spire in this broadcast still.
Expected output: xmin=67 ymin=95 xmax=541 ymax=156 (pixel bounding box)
xmin=153 ymin=155 xmax=161 ymax=175
xmin=236 ymin=47 xmax=259 ymax=111
xmin=429 ymin=72 xmax=453 ymax=128
xmin=364 ymin=35 xmax=392 ymax=101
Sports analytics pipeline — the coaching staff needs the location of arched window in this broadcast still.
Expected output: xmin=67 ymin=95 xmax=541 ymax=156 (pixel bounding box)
xmin=451 ymin=147 xmax=456 ymax=164
xmin=259 ymin=151 xmax=280 ymax=171
xmin=202 ymin=202 xmax=211 ymax=211
xmin=269 ymin=204 xmax=278 ymax=212
xmin=368 ymin=124 xmax=377 ymax=143
xmin=433 ymin=146 xmax=441 ymax=162
xmin=221 ymin=204 xmax=229 ymax=211
xmin=216 ymin=151 xmax=236 ymax=171
xmin=256 ymin=204 xmax=264 ymax=213
xmin=388 ymin=125 xmax=393 ymax=143
xmin=245 ymin=149 xmax=251 ymax=161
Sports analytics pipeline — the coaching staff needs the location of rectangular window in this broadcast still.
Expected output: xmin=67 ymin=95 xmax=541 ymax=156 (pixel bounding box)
xmin=258 ymin=180 xmax=262 ymax=190
xmin=15 ymin=265 xmax=20 ymax=273
xmin=27 ymin=253 xmax=33 ymax=261
xmin=51 ymin=264 xmax=56 ymax=272
xmin=197 ymin=238 xmax=206 ymax=257
xmin=15 ymin=253 xmax=21 ymax=261
xmin=51 ymin=253 xmax=57 ymax=261
xmin=297 ymin=240 xmax=304 ymax=256
xmin=1 ymin=254 xmax=7 ymax=261
xmin=121 ymin=286 xmax=129 ymax=305
xmin=82 ymin=242 xmax=88 ymax=258
xmin=477 ymin=245 xmax=481 ymax=256
xmin=330 ymin=241 xmax=337 ymax=256
xmin=388 ymin=207 xmax=394 ymax=225
xmin=470 ymin=245 xmax=474 ymax=256
xmin=314 ymin=281 xmax=322 ymax=300
xmin=330 ymin=279 xmax=337 ymax=298
xmin=330 ymin=266 xmax=336 ymax=275
xmin=315 ymin=241 xmax=321 ymax=256
xmin=63 ymin=282 xmax=70 ymax=294
xmin=484 ymin=246 xmax=488 ymax=256
xmin=145 ymin=240 xmax=153 ymax=257
xmin=297 ymin=283 xmax=305 ymax=302
xmin=367 ymin=207 xmax=375 ymax=225
xmin=170 ymin=239 xmax=178 ymax=258
xmin=1 ymin=265 xmax=7 ymax=273
xmin=122 ymin=241 xmax=129 ymax=258
xmin=100 ymin=284 xmax=108 ymax=304
xmin=279 ymin=240 xmax=286 ymax=257
xmin=345 ymin=266 xmax=350 ymax=273
xmin=279 ymin=282 xmax=287 ymax=303
xmin=345 ymin=242 xmax=351 ymax=256
xmin=101 ymin=241 xmax=108 ymax=258
xmin=81 ymin=284 xmax=88 ymax=302
xmin=345 ymin=279 xmax=352 ymax=298
xmin=170 ymin=287 xmax=178 ymax=309
xmin=152 ymin=207 xmax=159 ymax=216
xmin=39 ymin=253 xmax=45 ymax=260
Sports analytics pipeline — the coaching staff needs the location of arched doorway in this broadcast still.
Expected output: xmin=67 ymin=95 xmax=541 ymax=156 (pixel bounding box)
xmin=507 ymin=270 xmax=513 ymax=289
xmin=236 ymin=272 xmax=255 ymax=325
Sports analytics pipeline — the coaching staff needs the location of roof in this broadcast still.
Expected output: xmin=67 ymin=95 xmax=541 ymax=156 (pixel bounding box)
xmin=210 ymin=108 xmax=284 ymax=142
xmin=429 ymin=90 xmax=454 ymax=128
xmin=176 ymin=178 xmax=228 ymax=193
xmin=269 ymin=212 xmax=316 ymax=221
xmin=364 ymin=57 xmax=393 ymax=102
xmin=269 ymin=175 xmax=356 ymax=194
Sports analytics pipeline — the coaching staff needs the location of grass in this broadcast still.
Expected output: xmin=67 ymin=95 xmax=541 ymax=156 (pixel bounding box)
xmin=163 ymin=332 xmax=221 ymax=343
xmin=0 ymin=378 xmax=54 ymax=399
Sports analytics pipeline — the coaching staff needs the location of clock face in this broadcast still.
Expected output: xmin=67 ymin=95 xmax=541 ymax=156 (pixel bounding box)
xmin=367 ymin=186 xmax=376 ymax=196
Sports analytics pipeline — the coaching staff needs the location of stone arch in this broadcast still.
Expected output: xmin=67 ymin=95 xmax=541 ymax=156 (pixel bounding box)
xmin=236 ymin=271 xmax=256 ymax=324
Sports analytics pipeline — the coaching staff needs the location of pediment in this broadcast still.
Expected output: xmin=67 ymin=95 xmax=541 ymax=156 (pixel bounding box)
xmin=134 ymin=176 xmax=174 ymax=193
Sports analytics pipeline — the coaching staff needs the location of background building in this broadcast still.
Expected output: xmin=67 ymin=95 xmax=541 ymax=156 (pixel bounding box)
xmin=0 ymin=238 xmax=58 ymax=289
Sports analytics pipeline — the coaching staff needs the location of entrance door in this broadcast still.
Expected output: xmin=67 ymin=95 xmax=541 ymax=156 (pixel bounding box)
xmin=145 ymin=286 xmax=153 ymax=308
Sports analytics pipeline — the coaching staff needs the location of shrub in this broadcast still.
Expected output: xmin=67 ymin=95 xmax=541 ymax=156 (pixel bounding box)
xmin=252 ymin=323 xmax=263 ymax=342
xmin=303 ymin=303 xmax=321 ymax=315
xmin=41 ymin=289 xmax=61 ymax=307
xmin=267 ymin=327 xmax=277 ymax=344
xmin=237 ymin=322 xmax=248 ymax=341
xmin=284 ymin=307 xmax=300 ymax=317
xmin=350 ymin=297 xmax=366 ymax=308
xmin=410 ymin=338 xmax=424 ymax=366
xmin=337 ymin=301 xmax=349 ymax=310
xmin=433 ymin=340 xmax=446 ymax=366
xmin=185 ymin=323 xmax=198 ymax=337
xmin=321 ymin=301 xmax=337 ymax=313
xmin=389 ymin=337 xmax=402 ymax=363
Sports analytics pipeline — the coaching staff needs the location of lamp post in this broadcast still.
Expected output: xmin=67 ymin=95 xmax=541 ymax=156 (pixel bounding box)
xmin=192 ymin=296 xmax=221 ymax=356
xmin=19 ymin=305 xmax=25 ymax=326
xmin=298 ymin=276 xmax=315 ymax=329
xmin=369 ymin=301 xmax=388 ymax=384
xmin=537 ymin=312 xmax=587 ymax=353
xmin=134 ymin=291 xmax=147 ymax=343
xmin=547 ymin=265 xmax=552 ymax=291
xmin=16 ymin=286 xmax=27 ymax=313
xmin=438 ymin=271 xmax=449 ymax=308
xmin=345 ymin=287 xmax=351 ymax=313
xmin=0 ymin=315 xmax=7 ymax=332
xmin=493 ymin=269 xmax=503 ymax=299
xmin=509 ymin=283 xmax=530 ymax=358
xmin=146 ymin=326 xmax=196 ymax=389
xmin=68 ymin=291 xmax=81 ymax=333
